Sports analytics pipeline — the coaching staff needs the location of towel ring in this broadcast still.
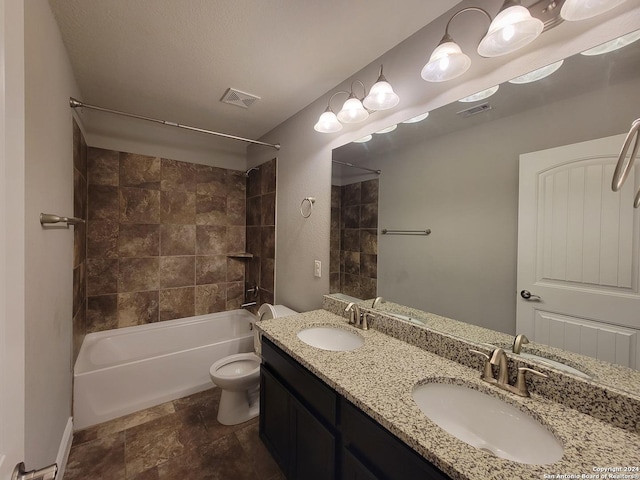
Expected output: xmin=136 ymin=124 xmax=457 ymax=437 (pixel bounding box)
xmin=300 ymin=197 xmax=316 ymax=218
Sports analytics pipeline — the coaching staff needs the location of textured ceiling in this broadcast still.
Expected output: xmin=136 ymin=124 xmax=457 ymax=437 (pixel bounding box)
xmin=49 ymin=0 xmax=454 ymax=153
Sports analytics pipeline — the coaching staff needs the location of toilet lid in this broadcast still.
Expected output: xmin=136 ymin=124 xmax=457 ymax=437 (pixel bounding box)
xmin=257 ymin=303 xmax=297 ymax=321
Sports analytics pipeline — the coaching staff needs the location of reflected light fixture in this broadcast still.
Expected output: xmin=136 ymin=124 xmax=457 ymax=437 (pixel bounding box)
xmin=353 ymin=135 xmax=373 ymax=143
xmin=580 ymin=29 xmax=640 ymax=56
xmin=560 ymin=0 xmax=627 ymax=21
xmin=477 ymin=1 xmax=544 ymax=57
xmin=375 ymin=124 xmax=398 ymax=134
xmin=402 ymin=112 xmax=430 ymax=124
xmin=459 ymin=85 xmax=499 ymax=102
xmin=421 ymin=7 xmax=491 ymax=82
xmin=314 ymin=65 xmax=400 ymax=133
xmin=508 ymin=59 xmax=564 ymax=83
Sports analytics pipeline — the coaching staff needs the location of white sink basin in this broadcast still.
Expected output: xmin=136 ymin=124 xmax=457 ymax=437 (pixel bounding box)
xmin=519 ymin=352 xmax=591 ymax=379
xmin=412 ymin=383 xmax=563 ymax=465
xmin=297 ymin=326 xmax=364 ymax=351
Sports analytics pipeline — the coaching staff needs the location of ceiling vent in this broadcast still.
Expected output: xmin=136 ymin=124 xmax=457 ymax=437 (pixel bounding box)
xmin=221 ymin=88 xmax=261 ymax=109
xmin=457 ymin=102 xmax=492 ymax=118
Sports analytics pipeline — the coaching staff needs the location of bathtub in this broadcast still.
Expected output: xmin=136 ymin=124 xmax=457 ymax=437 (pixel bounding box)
xmin=73 ymin=309 xmax=256 ymax=430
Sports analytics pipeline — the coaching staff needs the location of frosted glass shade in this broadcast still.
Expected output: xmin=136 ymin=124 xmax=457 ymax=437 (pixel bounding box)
xmin=561 ymin=0 xmax=627 ymax=21
xmin=477 ymin=5 xmax=544 ymax=57
xmin=314 ymin=110 xmax=342 ymax=133
xmin=508 ymin=59 xmax=564 ymax=84
xmin=402 ymin=112 xmax=430 ymax=124
xmin=458 ymin=85 xmax=499 ymax=103
xmin=363 ymin=80 xmax=399 ymax=110
xmin=421 ymin=41 xmax=471 ymax=82
xmin=337 ymin=97 xmax=369 ymax=123
xmin=581 ymin=30 xmax=640 ymax=55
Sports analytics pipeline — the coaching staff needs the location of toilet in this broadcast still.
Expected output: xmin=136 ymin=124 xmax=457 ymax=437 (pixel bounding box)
xmin=209 ymin=303 xmax=297 ymax=425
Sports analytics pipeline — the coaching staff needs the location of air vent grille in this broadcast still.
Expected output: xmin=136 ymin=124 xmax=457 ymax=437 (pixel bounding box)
xmin=457 ymin=102 xmax=492 ymax=118
xmin=221 ymin=88 xmax=261 ymax=109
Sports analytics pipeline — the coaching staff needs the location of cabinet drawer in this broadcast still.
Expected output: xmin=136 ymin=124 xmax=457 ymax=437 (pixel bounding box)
xmin=341 ymin=399 xmax=450 ymax=480
xmin=262 ymin=337 xmax=337 ymax=427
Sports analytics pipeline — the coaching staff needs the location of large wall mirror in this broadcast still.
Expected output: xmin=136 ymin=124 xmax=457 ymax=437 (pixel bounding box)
xmin=331 ymin=31 xmax=640 ymax=386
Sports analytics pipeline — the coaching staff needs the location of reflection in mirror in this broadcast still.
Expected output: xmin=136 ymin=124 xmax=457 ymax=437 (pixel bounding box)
xmin=331 ymin=32 xmax=640 ymax=386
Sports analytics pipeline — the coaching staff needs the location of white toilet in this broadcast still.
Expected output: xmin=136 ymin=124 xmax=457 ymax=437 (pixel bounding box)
xmin=209 ymin=303 xmax=297 ymax=425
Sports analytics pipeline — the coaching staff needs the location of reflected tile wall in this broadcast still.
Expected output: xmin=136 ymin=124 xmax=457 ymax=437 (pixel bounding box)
xmin=245 ymin=159 xmax=277 ymax=312
xmin=329 ymin=179 xmax=378 ymax=299
xmin=86 ymin=148 xmax=248 ymax=332
xmin=72 ymin=119 xmax=88 ymax=363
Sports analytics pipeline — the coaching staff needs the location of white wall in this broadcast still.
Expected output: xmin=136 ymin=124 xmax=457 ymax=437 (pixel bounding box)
xmin=248 ymin=0 xmax=640 ymax=313
xmin=24 ymin=0 xmax=81 ymax=466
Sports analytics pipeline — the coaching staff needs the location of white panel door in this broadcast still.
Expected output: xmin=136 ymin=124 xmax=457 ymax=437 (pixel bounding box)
xmin=0 ymin=0 xmax=26 ymax=477
xmin=517 ymin=134 xmax=640 ymax=369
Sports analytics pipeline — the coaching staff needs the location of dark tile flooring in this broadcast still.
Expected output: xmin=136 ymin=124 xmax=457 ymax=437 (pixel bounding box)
xmin=65 ymin=388 xmax=285 ymax=480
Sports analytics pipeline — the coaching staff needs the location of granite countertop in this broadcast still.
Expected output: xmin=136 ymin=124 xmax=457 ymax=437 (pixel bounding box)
xmin=256 ymin=309 xmax=640 ymax=480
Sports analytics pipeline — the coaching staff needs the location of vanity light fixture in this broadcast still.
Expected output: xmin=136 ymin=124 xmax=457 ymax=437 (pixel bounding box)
xmin=580 ymin=29 xmax=640 ymax=56
xmin=421 ymin=7 xmax=491 ymax=83
xmin=508 ymin=59 xmax=564 ymax=83
xmin=458 ymin=85 xmax=500 ymax=102
xmin=402 ymin=112 xmax=430 ymax=123
xmin=314 ymin=65 xmax=400 ymax=134
xmin=560 ymin=0 xmax=627 ymax=21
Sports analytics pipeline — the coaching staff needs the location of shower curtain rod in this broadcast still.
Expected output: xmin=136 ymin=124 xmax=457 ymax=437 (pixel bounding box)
xmin=332 ymin=160 xmax=381 ymax=175
xmin=69 ymin=97 xmax=281 ymax=150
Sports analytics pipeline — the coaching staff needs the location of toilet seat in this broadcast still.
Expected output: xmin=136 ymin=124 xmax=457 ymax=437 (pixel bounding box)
xmin=209 ymin=353 xmax=260 ymax=390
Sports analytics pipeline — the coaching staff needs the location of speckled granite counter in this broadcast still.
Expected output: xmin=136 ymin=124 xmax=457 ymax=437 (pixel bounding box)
xmin=256 ymin=309 xmax=640 ymax=480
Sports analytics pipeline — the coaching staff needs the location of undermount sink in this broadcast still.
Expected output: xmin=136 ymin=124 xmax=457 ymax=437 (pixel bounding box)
xmin=412 ymin=382 xmax=564 ymax=465
xmin=519 ymin=352 xmax=591 ymax=379
xmin=297 ymin=326 xmax=364 ymax=351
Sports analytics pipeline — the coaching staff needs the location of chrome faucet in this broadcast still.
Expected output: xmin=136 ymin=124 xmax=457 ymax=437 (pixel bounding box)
xmin=345 ymin=302 xmax=370 ymax=330
xmin=470 ymin=347 xmax=548 ymax=397
xmin=513 ymin=334 xmax=530 ymax=354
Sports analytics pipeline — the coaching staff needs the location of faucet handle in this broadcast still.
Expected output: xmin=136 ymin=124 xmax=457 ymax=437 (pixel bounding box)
xmin=515 ymin=367 xmax=548 ymax=397
xmin=469 ymin=349 xmax=494 ymax=380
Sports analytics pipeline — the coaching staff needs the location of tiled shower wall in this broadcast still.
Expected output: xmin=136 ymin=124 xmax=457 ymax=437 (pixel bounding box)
xmin=84 ymin=147 xmax=252 ymax=333
xmin=330 ymin=179 xmax=378 ymax=299
xmin=72 ymin=119 xmax=88 ymax=362
xmin=245 ymin=159 xmax=276 ymax=310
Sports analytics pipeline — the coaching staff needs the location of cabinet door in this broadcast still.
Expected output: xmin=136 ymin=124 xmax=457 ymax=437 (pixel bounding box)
xmin=259 ymin=367 xmax=291 ymax=474
xmin=291 ymin=395 xmax=336 ymax=480
xmin=342 ymin=448 xmax=379 ymax=480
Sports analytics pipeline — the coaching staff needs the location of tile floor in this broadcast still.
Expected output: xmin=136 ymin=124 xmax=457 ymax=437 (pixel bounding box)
xmin=65 ymin=388 xmax=284 ymax=480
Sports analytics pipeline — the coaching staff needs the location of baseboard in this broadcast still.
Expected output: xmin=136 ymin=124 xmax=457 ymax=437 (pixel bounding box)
xmin=55 ymin=417 xmax=73 ymax=479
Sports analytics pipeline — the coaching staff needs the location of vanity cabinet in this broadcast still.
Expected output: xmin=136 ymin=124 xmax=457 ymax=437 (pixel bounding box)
xmin=259 ymin=337 xmax=450 ymax=480
xmin=260 ymin=338 xmax=337 ymax=480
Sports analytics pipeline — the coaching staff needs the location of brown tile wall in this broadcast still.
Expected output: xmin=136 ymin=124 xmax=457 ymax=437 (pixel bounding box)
xmin=329 ymin=179 xmax=378 ymax=299
xmin=85 ymin=147 xmax=249 ymax=332
xmin=72 ymin=119 xmax=88 ymax=362
xmin=245 ymin=159 xmax=276 ymax=311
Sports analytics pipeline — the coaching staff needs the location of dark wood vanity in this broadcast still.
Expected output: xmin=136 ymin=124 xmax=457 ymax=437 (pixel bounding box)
xmin=259 ymin=337 xmax=449 ymax=480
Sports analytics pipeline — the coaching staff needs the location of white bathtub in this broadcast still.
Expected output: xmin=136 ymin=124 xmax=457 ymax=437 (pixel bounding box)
xmin=73 ymin=309 xmax=256 ymax=430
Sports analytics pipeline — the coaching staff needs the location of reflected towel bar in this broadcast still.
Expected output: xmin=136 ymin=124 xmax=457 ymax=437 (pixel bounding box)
xmin=382 ymin=229 xmax=431 ymax=235
xmin=40 ymin=213 xmax=85 ymax=226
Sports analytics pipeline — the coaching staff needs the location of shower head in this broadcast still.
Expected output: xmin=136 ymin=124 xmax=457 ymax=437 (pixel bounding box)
xmin=245 ymin=167 xmax=259 ymax=177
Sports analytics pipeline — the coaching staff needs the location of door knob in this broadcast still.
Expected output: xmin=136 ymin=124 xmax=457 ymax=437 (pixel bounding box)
xmin=520 ymin=290 xmax=541 ymax=301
